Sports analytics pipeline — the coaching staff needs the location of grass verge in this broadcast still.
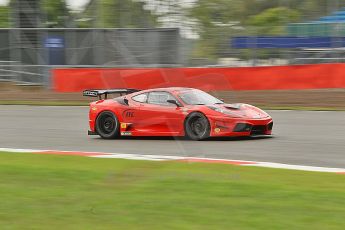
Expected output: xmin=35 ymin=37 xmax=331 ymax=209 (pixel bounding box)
xmin=0 ymin=151 xmax=344 ymax=229
xmin=259 ymin=105 xmax=345 ymax=111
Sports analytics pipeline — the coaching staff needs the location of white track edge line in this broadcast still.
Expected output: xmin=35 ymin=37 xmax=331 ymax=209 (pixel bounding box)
xmin=0 ymin=147 xmax=344 ymax=173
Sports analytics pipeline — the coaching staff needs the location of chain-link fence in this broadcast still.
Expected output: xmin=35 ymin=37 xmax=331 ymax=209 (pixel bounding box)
xmin=185 ymin=24 xmax=345 ymax=67
xmin=2 ymin=27 xmax=345 ymax=85
xmin=0 ymin=28 xmax=180 ymax=85
xmin=2 ymin=1 xmax=345 ymax=86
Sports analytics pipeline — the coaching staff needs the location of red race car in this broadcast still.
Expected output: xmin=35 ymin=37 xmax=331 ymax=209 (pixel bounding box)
xmin=83 ymin=87 xmax=273 ymax=140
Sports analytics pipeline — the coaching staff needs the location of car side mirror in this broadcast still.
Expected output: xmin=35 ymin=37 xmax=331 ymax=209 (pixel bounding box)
xmin=167 ymin=99 xmax=181 ymax=107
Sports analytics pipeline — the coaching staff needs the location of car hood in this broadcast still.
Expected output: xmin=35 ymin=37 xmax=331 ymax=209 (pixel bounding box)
xmin=209 ymin=103 xmax=270 ymax=119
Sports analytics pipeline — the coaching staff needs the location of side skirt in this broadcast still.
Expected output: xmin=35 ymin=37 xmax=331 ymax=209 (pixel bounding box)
xmin=88 ymin=130 xmax=98 ymax=135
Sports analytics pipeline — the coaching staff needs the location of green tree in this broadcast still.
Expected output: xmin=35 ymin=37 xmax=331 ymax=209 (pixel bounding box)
xmin=189 ymin=0 xmax=249 ymax=58
xmin=78 ymin=0 xmax=158 ymax=28
xmin=0 ymin=6 xmax=9 ymax=28
xmin=41 ymin=0 xmax=70 ymax=27
xmin=188 ymin=0 xmax=345 ymax=59
xmin=247 ymin=7 xmax=301 ymax=35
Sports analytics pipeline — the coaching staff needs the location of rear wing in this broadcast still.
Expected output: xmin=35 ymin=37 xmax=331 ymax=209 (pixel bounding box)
xmin=83 ymin=88 xmax=140 ymax=100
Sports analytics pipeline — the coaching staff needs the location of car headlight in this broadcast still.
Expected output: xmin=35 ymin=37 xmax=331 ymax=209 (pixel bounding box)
xmin=244 ymin=104 xmax=270 ymax=118
xmin=207 ymin=106 xmax=244 ymax=118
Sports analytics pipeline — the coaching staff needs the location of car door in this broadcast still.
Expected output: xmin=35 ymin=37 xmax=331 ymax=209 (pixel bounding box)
xmin=139 ymin=91 xmax=185 ymax=135
xmin=120 ymin=93 xmax=148 ymax=130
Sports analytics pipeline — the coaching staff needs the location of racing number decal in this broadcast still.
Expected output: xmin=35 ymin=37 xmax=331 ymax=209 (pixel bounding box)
xmin=121 ymin=110 xmax=135 ymax=136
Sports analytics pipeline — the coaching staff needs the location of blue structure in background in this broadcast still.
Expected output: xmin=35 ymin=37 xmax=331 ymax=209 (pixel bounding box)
xmin=314 ymin=8 xmax=345 ymax=23
xmin=231 ymin=36 xmax=345 ymax=49
xmin=232 ymin=8 xmax=345 ymax=49
xmin=44 ymin=36 xmax=65 ymax=65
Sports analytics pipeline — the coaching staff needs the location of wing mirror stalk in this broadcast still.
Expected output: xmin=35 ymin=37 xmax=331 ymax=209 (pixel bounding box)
xmin=167 ymin=99 xmax=182 ymax=107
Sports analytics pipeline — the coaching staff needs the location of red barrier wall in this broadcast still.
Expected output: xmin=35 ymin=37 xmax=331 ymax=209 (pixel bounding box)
xmin=52 ymin=63 xmax=345 ymax=92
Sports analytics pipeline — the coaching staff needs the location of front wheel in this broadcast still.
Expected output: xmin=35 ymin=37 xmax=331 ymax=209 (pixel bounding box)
xmin=95 ymin=111 xmax=119 ymax=139
xmin=184 ymin=112 xmax=210 ymax=141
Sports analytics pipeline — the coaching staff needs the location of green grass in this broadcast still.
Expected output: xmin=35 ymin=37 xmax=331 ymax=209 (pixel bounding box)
xmin=0 ymin=152 xmax=344 ymax=229
xmin=259 ymin=105 xmax=345 ymax=111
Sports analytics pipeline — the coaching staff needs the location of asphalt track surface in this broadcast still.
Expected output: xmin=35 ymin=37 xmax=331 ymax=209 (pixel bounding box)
xmin=0 ymin=105 xmax=344 ymax=168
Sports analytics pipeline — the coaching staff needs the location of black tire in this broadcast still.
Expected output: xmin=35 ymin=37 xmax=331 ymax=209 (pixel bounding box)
xmin=184 ymin=112 xmax=210 ymax=140
xmin=95 ymin=111 xmax=119 ymax=139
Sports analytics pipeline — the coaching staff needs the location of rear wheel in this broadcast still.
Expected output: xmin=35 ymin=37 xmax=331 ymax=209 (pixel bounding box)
xmin=95 ymin=111 xmax=119 ymax=139
xmin=185 ymin=112 xmax=210 ymax=140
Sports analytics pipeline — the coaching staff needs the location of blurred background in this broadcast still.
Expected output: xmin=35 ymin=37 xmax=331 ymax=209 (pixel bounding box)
xmin=1 ymin=0 xmax=345 ymax=86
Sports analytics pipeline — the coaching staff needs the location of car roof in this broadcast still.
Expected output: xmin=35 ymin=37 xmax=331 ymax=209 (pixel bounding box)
xmin=140 ymin=87 xmax=195 ymax=93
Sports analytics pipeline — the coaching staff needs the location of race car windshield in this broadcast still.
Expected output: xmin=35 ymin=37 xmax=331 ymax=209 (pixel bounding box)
xmin=179 ymin=90 xmax=224 ymax=105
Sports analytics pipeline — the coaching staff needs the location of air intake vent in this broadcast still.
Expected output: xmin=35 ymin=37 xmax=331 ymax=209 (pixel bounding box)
xmin=251 ymin=125 xmax=266 ymax=135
